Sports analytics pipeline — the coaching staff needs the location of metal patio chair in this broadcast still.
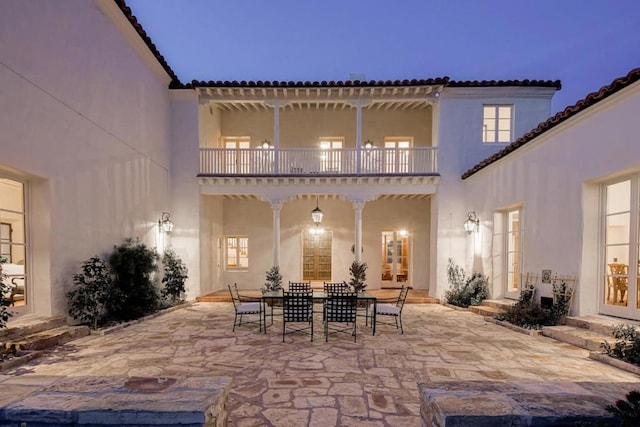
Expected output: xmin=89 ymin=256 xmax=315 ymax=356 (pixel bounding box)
xmin=288 ymin=281 xmax=311 ymax=292
xmin=374 ymin=286 xmax=409 ymax=334
xmin=323 ymin=291 xmax=358 ymax=342
xmin=282 ymin=291 xmax=314 ymax=342
xmin=228 ymin=283 xmax=263 ymax=332
xmin=323 ymin=281 xmax=349 ymax=293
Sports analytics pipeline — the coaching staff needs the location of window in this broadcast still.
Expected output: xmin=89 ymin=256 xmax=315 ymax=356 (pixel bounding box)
xmin=505 ymin=209 xmax=521 ymax=294
xmin=483 ymin=105 xmax=512 ymax=143
xmin=384 ymin=137 xmax=412 ymax=173
xmin=0 ymin=178 xmax=27 ymax=307
xmin=225 ymin=236 xmax=248 ymax=269
xmin=0 ymin=223 xmax=11 ymax=261
xmin=223 ymin=137 xmax=251 ymax=173
xmin=319 ymin=138 xmax=343 ymax=172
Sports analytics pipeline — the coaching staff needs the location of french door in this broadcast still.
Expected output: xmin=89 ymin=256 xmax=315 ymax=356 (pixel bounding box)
xmin=381 ymin=231 xmax=409 ymax=285
xmin=600 ymin=177 xmax=640 ymax=319
xmin=0 ymin=177 xmax=28 ymax=314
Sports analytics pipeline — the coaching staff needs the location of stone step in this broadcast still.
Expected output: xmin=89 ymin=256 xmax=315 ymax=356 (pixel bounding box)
xmin=0 ymin=316 xmax=67 ymax=340
xmin=479 ymin=299 xmax=515 ymax=310
xmin=565 ymin=314 xmax=639 ymax=336
xmin=6 ymin=325 xmax=91 ymax=352
xmin=541 ymin=325 xmax=611 ymax=351
xmin=468 ymin=305 xmax=504 ymax=317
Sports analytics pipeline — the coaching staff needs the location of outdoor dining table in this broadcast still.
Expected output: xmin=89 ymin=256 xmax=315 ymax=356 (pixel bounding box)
xmin=260 ymin=291 xmax=378 ymax=335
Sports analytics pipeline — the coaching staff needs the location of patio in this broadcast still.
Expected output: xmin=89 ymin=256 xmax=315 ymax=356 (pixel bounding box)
xmin=1 ymin=302 xmax=639 ymax=426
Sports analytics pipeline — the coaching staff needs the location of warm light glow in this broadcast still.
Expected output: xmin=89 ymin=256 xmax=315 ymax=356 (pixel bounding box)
xmin=364 ymin=140 xmax=373 ymax=149
xmin=399 ymin=229 xmax=409 ymax=237
xmin=311 ymin=195 xmax=323 ymax=226
xmin=260 ymin=139 xmax=271 ymax=149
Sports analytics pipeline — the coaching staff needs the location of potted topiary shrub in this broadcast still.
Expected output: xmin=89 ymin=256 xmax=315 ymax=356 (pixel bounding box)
xmin=263 ymin=265 xmax=283 ymax=294
xmin=348 ymin=260 xmax=368 ymax=293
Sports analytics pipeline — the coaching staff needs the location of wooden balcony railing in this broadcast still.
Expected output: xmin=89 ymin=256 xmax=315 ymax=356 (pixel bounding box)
xmin=199 ymin=147 xmax=438 ymax=176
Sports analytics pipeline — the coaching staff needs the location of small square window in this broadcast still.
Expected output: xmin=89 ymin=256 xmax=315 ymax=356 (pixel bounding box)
xmin=483 ymin=105 xmax=513 ymax=143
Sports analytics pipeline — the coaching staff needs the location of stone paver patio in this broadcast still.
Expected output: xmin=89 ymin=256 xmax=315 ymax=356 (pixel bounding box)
xmin=1 ymin=302 xmax=639 ymax=426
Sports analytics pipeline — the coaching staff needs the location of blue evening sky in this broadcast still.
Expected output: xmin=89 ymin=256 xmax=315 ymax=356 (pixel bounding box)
xmin=126 ymin=0 xmax=639 ymax=114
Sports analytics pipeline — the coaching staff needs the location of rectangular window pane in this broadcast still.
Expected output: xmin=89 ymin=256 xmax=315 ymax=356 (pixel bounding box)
xmin=483 ymin=106 xmax=496 ymax=119
xmin=607 ymin=180 xmax=631 ymax=214
xmin=498 ymin=130 xmax=511 ymax=142
xmin=498 ymin=106 xmax=511 ymax=118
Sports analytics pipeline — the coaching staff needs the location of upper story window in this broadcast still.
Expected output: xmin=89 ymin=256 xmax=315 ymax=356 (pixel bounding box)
xmin=483 ymin=105 xmax=513 ymax=143
xmin=319 ymin=138 xmax=343 ymax=172
xmin=384 ymin=137 xmax=412 ymax=173
xmin=222 ymin=137 xmax=251 ymax=173
xmin=225 ymin=236 xmax=248 ymax=270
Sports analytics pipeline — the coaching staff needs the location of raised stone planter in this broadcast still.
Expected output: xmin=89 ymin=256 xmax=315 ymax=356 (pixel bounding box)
xmin=2 ymin=376 xmax=232 ymax=426
xmin=93 ymin=301 xmax=193 ymax=336
xmin=589 ymin=351 xmax=640 ymax=376
xmin=485 ymin=318 xmax=542 ymax=336
xmin=420 ymin=381 xmax=640 ymax=427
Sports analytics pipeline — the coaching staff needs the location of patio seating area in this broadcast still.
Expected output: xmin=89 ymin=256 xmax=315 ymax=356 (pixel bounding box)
xmin=0 ymin=302 xmax=638 ymax=425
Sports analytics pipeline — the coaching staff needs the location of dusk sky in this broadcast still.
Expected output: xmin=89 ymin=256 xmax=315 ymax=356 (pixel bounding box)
xmin=126 ymin=0 xmax=640 ymax=114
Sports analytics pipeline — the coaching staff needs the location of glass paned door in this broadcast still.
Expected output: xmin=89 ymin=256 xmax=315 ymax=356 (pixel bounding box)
xmin=506 ymin=210 xmax=520 ymax=295
xmin=224 ymin=138 xmax=250 ymax=173
xmin=0 ymin=178 xmax=27 ymax=310
xmin=381 ymin=231 xmax=409 ymax=284
xmin=302 ymin=230 xmax=332 ymax=281
xmin=601 ymin=179 xmax=640 ymax=319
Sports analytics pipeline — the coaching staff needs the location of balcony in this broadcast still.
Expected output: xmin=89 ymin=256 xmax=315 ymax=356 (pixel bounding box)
xmin=199 ymin=147 xmax=438 ymax=176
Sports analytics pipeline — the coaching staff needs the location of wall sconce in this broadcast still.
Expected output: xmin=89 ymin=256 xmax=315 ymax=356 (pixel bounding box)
xmin=260 ymin=139 xmax=272 ymax=149
xmin=464 ymin=211 xmax=479 ymax=234
xmin=364 ymin=140 xmax=373 ymax=149
xmin=159 ymin=212 xmax=174 ymax=234
xmin=311 ymin=194 xmax=323 ymax=226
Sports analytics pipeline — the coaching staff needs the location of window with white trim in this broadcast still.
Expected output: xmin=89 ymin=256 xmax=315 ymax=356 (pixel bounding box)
xmin=223 ymin=137 xmax=251 ymax=173
xmin=225 ymin=236 xmax=248 ymax=270
xmin=319 ymin=138 xmax=343 ymax=172
xmin=384 ymin=137 xmax=412 ymax=173
xmin=505 ymin=208 xmax=521 ymax=294
xmin=483 ymin=105 xmax=512 ymax=143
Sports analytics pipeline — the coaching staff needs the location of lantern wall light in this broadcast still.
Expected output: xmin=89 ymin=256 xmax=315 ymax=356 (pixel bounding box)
xmin=464 ymin=211 xmax=479 ymax=234
xmin=159 ymin=212 xmax=174 ymax=234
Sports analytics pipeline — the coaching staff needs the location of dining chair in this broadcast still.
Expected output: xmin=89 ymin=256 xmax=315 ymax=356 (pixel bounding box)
xmin=228 ymin=283 xmax=263 ymax=332
xmin=323 ymin=281 xmax=349 ymax=293
xmin=323 ymin=291 xmax=358 ymax=342
xmin=374 ymin=286 xmax=409 ymax=334
xmin=282 ymin=291 xmax=314 ymax=342
xmin=608 ymin=263 xmax=629 ymax=304
xmin=289 ymin=281 xmax=311 ymax=292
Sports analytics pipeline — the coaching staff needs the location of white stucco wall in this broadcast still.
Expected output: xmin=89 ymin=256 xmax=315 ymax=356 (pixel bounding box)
xmin=0 ymin=1 xmax=172 ymax=316
xmin=430 ymin=86 xmax=556 ymax=299
xmin=461 ymin=81 xmax=640 ymax=316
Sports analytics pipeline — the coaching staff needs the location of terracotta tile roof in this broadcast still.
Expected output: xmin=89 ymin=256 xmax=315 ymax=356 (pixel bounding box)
xmin=113 ymin=0 xmax=182 ymax=88
xmin=184 ymin=78 xmax=563 ymax=90
xmin=448 ymin=79 xmax=561 ymax=89
xmin=462 ymin=68 xmax=640 ymax=180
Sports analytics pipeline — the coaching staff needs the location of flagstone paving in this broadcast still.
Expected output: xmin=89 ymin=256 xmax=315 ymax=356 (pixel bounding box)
xmin=1 ymin=303 xmax=639 ymax=426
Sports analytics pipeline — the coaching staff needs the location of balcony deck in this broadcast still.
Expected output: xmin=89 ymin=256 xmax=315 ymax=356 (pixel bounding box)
xmin=199 ymin=147 xmax=437 ymax=176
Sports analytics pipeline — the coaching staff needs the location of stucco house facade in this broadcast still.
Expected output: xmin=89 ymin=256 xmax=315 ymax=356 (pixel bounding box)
xmin=1 ymin=0 xmax=638 ymax=322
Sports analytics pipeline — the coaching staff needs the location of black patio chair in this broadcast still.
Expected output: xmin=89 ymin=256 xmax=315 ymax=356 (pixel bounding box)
xmin=323 ymin=291 xmax=358 ymax=342
xmin=282 ymin=291 xmax=314 ymax=342
xmin=374 ymin=286 xmax=409 ymax=334
xmin=288 ymin=281 xmax=311 ymax=292
xmin=228 ymin=283 xmax=263 ymax=332
xmin=323 ymin=281 xmax=349 ymax=293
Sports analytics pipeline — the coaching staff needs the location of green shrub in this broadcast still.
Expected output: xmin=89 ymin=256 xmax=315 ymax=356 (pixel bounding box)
xmin=161 ymin=249 xmax=188 ymax=304
xmin=349 ymin=260 xmax=367 ymax=292
xmin=67 ymin=256 xmax=111 ymax=329
xmin=606 ymin=390 xmax=640 ymax=426
xmin=263 ymin=265 xmax=283 ymax=293
xmin=601 ymin=324 xmax=640 ymax=366
xmin=0 ymin=256 xmax=14 ymax=328
xmin=444 ymin=259 xmax=489 ymax=308
xmin=107 ymin=238 xmax=159 ymax=321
